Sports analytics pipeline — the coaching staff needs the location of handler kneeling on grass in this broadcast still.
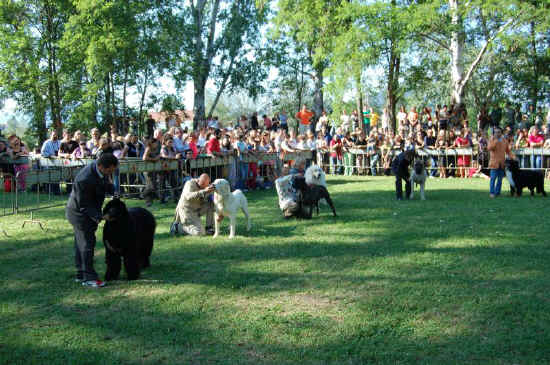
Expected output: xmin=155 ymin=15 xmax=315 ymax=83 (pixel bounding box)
xmin=171 ymin=173 xmax=216 ymax=236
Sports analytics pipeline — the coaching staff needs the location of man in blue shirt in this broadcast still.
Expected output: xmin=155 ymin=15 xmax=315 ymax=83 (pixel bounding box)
xmin=40 ymin=129 xmax=61 ymax=157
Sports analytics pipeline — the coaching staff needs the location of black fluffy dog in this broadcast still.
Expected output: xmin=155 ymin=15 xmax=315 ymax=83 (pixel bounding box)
xmin=292 ymin=176 xmax=337 ymax=219
xmin=505 ymin=159 xmax=546 ymax=197
xmin=102 ymin=198 xmax=156 ymax=280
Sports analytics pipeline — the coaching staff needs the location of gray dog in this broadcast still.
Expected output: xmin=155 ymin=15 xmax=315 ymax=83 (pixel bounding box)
xmin=409 ymin=160 xmax=427 ymax=200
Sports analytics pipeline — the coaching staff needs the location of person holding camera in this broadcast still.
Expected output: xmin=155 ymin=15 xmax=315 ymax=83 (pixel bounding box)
xmin=488 ymin=127 xmax=515 ymax=198
xmin=171 ymin=173 xmax=215 ymax=236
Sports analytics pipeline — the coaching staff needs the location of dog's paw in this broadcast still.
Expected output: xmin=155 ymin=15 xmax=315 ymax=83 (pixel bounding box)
xmin=212 ymin=233 xmax=219 ymax=238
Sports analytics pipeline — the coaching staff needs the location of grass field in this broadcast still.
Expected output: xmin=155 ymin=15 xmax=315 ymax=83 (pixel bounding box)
xmin=1 ymin=176 xmax=550 ymax=365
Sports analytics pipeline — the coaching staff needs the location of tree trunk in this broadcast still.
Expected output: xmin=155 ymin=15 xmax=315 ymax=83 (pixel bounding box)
xmin=34 ymin=91 xmax=48 ymax=145
xmin=312 ymin=65 xmax=324 ymax=129
xmin=138 ymin=66 xmax=150 ymax=135
xmin=449 ymin=0 xmax=465 ymax=105
xmin=356 ymin=76 xmax=364 ymax=133
xmin=386 ymin=39 xmax=400 ymax=132
xmin=207 ymin=58 xmax=235 ymax=118
xmin=110 ymin=72 xmax=117 ymax=132
xmin=104 ymin=75 xmax=112 ymax=130
xmin=122 ymin=65 xmax=129 ymax=133
xmin=193 ymin=75 xmax=207 ymax=130
xmin=530 ymin=21 xmax=539 ymax=110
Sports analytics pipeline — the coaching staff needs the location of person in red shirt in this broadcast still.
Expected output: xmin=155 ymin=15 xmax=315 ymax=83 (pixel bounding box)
xmin=206 ymin=130 xmax=223 ymax=157
xmin=329 ymin=135 xmax=343 ymax=175
xmin=263 ymin=114 xmax=272 ymax=130
xmin=186 ymin=133 xmax=199 ymax=159
xmin=527 ymin=125 xmax=544 ymax=168
xmin=295 ymin=104 xmax=314 ymax=136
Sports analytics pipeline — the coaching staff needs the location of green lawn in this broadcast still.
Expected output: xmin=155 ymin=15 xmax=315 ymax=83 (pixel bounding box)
xmin=1 ymin=176 xmax=550 ymax=365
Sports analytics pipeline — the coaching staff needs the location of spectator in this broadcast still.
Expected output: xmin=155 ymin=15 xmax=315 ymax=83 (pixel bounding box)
xmin=488 ymin=127 xmax=515 ymax=198
xmin=250 ymin=112 xmax=259 ymax=130
xmin=87 ymin=128 xmax=101 ymax=152
xmin=8 ymin=135 xmax=29 ymax=191
xmin=455 ymin=128 xmax=471 ymax=178
xmin=279 ymin=110 xmax=288 ymax=132
xmin=160 ymin=136 xmax=182 ymax=203
xmin=435 ymin=131 xmax=448 ymax=178
xmin=142 ymin=137 xmax=161 ymax=207
xmin=424 ymin=128 xmax=437 ymax=177
xmin=527 ymin=125 xmax=544 ymax=169
xmin=72 ymin=140 xmax=92 ymax=160
xmin=396 ymin=105 xmax=407 ymax=131
xmin=295 ymin=105 xmax=314 ymax=136
xmin=58 ymin=130 xmax=77 ymax=159
xmin=173 ymin=128 xmax=186 ymax=154
xmin=41 ymin=129 xmax=61 ymax=158
xmin=235 ymin=133 xmax=249 ymax=191
xmin=329 ymin=134 xmax=343 ymax=175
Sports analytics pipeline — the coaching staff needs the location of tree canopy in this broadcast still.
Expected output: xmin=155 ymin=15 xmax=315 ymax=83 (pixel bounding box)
xmin=0 ymin=0 xmax=548 ymax=144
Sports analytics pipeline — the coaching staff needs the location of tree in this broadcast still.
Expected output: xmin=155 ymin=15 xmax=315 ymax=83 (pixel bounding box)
xmin=271 ymin=0 xmax=343 ymax=123
xmin=164 ymin=0 xmax=268 ymax=130
xmin=412 ymin=0 xmax=546 ymax=105
xmin=0 ymin=0 xmax=76 ymax=142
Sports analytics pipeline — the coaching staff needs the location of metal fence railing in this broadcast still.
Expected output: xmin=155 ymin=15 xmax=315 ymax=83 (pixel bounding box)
xmin=1 ymin=148 xmax=548 ymax=234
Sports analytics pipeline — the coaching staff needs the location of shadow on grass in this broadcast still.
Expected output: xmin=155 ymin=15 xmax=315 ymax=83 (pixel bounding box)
xmin=2 ymin=181 xmax=550 ymax=364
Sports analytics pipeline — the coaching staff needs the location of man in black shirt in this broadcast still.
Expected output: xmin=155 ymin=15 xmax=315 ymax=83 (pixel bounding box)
xmin=424 ymin=129 xmax=437 ymax=177
xmin=58 ymin=130 xmax=79 ymax=158
xmin=391 ymin=148 xmax=415 ymax=200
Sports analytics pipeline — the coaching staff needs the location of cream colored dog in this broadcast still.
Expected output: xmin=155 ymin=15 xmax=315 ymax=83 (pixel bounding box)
xmin=212 ymin=179 xmax=251 ymax=238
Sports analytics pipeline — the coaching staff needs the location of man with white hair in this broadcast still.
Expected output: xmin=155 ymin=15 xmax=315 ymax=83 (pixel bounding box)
xmin=171 ymin=173 xmax=216 ymax=236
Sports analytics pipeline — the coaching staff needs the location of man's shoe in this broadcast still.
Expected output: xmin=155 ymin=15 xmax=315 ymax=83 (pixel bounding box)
xmin=82 ymin=280 xmax=106 ymax=288
xmin=74 ymin=277 xmax=83 ymax=283
xmin=489 ymin=194 xmax=495 ymax=198
xmin=205 ymin=227 xmax=215 ymax=236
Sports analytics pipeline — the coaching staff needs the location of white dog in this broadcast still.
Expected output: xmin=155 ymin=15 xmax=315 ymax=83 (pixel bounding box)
xmin=212 ymin=179 xmax=251 ymax=238
xmin=409 ymin=160 xmax=427 ymax=200
xmin=305 ymin=164 xmax=327 ymax=187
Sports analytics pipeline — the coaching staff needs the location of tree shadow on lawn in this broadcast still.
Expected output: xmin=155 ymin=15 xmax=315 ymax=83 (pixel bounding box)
xmin=2 ymin=244 xmax=550 ymax=364
xmin=2 ymin=193 xmax=550 ymax=363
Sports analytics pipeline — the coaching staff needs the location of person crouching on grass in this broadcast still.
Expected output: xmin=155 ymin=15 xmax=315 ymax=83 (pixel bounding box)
xmin=391 ymin=147 xmax=415 ymax=200
xmin=488 ymin=127 xmax=515 ymax=198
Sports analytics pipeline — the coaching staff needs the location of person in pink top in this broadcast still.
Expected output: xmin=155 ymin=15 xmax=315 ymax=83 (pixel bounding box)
xmin=527 ymin=125 xmax=544 ymax=168
xmin=454 ymin=128 xmax=471 ymax=178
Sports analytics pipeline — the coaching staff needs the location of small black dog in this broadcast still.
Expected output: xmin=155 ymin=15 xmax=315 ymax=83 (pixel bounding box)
xmin=505 ymin=159 xmax=546 ymax=197
xmin=102 ymin=198 xmax=156 ymax=280
xmin=292 ymin=176 xmax=337 ymax=219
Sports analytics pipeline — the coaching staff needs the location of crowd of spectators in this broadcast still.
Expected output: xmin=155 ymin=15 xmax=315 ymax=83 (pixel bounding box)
xmin=1 ymin=101 xmax=550 ymax=194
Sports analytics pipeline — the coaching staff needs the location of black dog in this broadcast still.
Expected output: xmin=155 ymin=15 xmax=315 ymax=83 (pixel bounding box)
xmin=292 ymin=176 xmax=337 ymax=219
xmin=102 ymin=198 xmax=156 ymax=280
xmin=505 ymin=159 xmax=546 ymax=197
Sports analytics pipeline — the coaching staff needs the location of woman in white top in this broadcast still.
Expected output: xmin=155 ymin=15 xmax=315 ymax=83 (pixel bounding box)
xmin=316 ymin=110 xmax=329 ymax=133
xmin=396 ymin=105 xmax=407 ymax=130
xmin=340 ymin=110 xmax=350 ymax=133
